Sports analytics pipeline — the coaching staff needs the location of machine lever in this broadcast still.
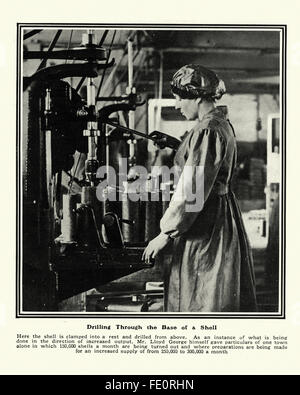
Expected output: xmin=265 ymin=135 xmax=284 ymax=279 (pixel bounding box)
xmin=105 ymin=120 xmax=181 ymax=150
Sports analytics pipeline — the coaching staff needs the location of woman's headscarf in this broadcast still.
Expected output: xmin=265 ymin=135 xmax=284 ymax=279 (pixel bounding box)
xmin=170 ymin=64 xmax=226 ymax=100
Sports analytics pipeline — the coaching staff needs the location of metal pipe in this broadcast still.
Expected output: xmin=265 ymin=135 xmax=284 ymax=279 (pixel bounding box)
xmin=87 ymin=136 xmax=96 ymax=160
xmin=128 ymin=39 xmax=134 ymax=89
xmin=86 ymin=76 xmax=97 ymax=162
xmin=96 ymin=30 xmax=117 ymax=100
xmin=23 ymin=29 xmax=43 ymax=40
xmin=44 ymin=89 xmax=53 ymax=206
xmin=61 ymin=194 xmax=77 ymax=243
xmin=37 ymin=30 xmax=62 ymax=71
xmin=102 ymin=33 xmax=138 ymax=97
xmin=105 ymin=125 xmax=110 ymax=179
xmin=155 ymin=51 xmax=163 ymax=131
xmin=87 ymin=77 xmax=96 ymax=106
xmin=99 ymin=30 xmax=109 ymax=47
xmin=127 ymin=38 xmax=136 ymax=167
xmin=82 ymin=30 xmax=101 ymax=186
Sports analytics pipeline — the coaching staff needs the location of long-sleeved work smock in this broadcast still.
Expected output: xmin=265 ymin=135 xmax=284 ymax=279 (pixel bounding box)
xmin=160 ymin=107 xmax=257 ymax=312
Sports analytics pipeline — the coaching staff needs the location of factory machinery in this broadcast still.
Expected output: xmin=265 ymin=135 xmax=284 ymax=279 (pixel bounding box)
xmin=22 ymin=29 xmax=180 ymax=312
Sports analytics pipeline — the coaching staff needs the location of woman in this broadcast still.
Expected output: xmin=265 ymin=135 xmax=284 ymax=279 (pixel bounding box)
xmin=143 ymin=64 xmax=257 ymax=312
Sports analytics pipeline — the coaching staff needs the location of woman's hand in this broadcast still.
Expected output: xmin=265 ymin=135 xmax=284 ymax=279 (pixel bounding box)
xmin=142 ymin=233 xmax=171 ymax=264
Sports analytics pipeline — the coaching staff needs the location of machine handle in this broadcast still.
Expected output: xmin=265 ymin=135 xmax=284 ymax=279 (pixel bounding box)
xmin=148 ymin=130 xmax=181 ymax=150
xmin=105 ymin=121 xmax=181 ymax=150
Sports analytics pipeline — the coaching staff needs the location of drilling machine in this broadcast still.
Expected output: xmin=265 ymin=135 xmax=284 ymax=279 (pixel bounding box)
xmin=22 ymin=29 xmax=180 ymax=311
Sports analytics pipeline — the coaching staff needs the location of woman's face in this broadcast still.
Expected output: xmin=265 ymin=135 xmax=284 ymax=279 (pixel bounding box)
xmin=174 ymin=94 xmax=199 ymax=120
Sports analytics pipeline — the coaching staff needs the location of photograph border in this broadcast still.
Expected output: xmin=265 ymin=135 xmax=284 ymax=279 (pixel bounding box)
xmin=16 ymin=23 xmax=287 ymax=319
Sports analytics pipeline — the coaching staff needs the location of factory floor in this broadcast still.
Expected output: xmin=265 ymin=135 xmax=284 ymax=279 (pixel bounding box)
xmin=58 ymin=248 xmax=279 ymax=313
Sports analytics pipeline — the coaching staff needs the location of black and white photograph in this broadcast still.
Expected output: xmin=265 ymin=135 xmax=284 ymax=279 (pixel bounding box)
xmin=18 ymin=25 xmax=285 ymax=317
